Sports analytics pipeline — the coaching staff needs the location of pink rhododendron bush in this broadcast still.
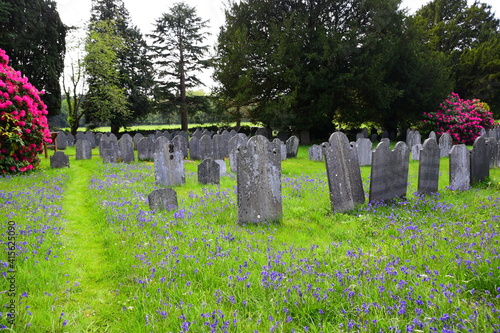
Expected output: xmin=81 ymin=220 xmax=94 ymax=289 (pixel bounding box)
xmin=0 ymin=48 xmax=51 ymax=174
xmin=423 ymin=92 xmax=494 ymax=145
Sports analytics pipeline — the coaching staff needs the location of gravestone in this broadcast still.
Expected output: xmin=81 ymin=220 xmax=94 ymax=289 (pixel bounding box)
xmin=308 ymin=144 xmax=323 ymax=162
xmin=277 ymin=131 xmax=289 ymax=143
xmin=173 ymin=134 xmax=189 ymax=159
xmin=95 ymin=133 xmax=102 ymax=147
xmin=120 ymin=133 xmax=133 ymax=143
xmin=237 ymin=135 xmax=282 ymax=224
xmin=381 ymin=130 xmax=389 ymax=139
xmin=371 ymin=133 xmax=378 ymax=142
xmin=76 ymin=139 xmax=92 ymax=160
xmin=192 ymin=128 xmax=203 ymax=139
xmin=285 ymin=135 xmax=300 ymax=158
xmin=215 ymin=160 xmax=227 ymax=176
xmin=369 ymin=141 xmax=410 ymax=202
xmin=485 ymin=138 xmax=497 ymax=168
xmin=198 ymin=158 xmax=220 ymax=185
xmin=56 ymin=131 xmax=67 ymax=150
xmin=85 ymin=132 xmax=96 ymax=148
xmin=117 ymin=137 xmax=135 ymax=163
xmin=438 ymin=132 xmax=453 ymax=157
xmin=412 ymin=144 xmax=423 ymax=161
xmin=50 ymin=151 xmax=69 ymax=168
xmin=356 ymin=138 xmax=372 ymax=166
xmin=102 ymin=149 xmax=119 ymax=163
xmin=66 ymin=133 xmax=75 ymax=147
xmin=75 ymin=132 xmax=86 ymax=143
xmin=228 ymin=134 xmax=248 ymax=173
xmin=449 ymin=144 xmax=470 ymax=190
xmin=356 ymin=133 xmax=365 ymax=141
xmin=137 ymin=137 xmax=155 ymax=161
xmin=428 ymin=131 xmax=437 ymax=141
xmin=273 ymin=138 xmax=287 ymax=161
xmin=148 ymin=188 xmax=178 ymax=211
xmin=470 ymin=136 xmax=489 ymax=184
xmin=220 ymin=130 xmax=231 ymax=158
xmin=418 ymin=138 xmax=440 ymax=194
xmin=323 ymin=132 xmax=365 ymax=212
xmin=133 ymin=133 xmax=144 ymax=150
xmin=189 ymin=136 xmax=201 ymax=160
xmin=406 ymin=130 xmax=415 ymax=149
xmin=362 ymin=128 xmax=369 ymax=138
xmin=255 ymin=127 xmax=269 ymax=139
xmin=154 ymin=140 xmax=185 ymax=186
xmin=212 ymin=134 xmax=224 ymax=160
xmin=199 ymin=134 xmax=214 ymax=160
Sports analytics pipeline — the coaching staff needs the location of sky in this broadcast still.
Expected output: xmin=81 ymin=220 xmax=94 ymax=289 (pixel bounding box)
xmin=54 ymin=0 xmax=500 ymax=90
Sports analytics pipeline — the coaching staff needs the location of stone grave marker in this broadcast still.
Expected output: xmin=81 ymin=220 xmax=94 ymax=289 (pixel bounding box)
xmin=237 ymin=135 xmax=282 ymax=224
xmin=133 ymin=133 xmax=144 ymax=150
xmin=438 ymin=132 xmax=453 ymax=157
xmin=428 ymin=131 xmax=437 ymax=141
xmin=154 ymin=140 xmax=185 ymax=186
xmin=102 ymin=149 xmax=119 ymax=163
xmin=189 ymin=136 xmax=201 ymax=160
xmin=220 ymin=130 xmax=231 ymax=158
xmin=75 ymin=132 xmax=86 ymax=143
xmin=412 ymin=144 xmax=423 ymax=161
xmin=173 ymin=134 xmax=189 ymax=159
xmin=449 ymin=144 xmax=470 ymax=190
xmin=418 ymin=138 xmax=440 ymax=194
xmin=362 ymin=128 xmax=369 ymax=138
xmin=285 ymin=135 xmax=299 ymax=158
xmin=137 ymin=137 xmax=155 ymax=161
xmin=198 ymin=158 xmax=220 ymax=185
xmin=273 ymin=138 xmax=287 ymax=161
xmin=369 ymin=141 xmax=409 ymax=202
xmin=470 ymin=136 xmax=489 ymax=184
xmin=308 ymin=144 xmax=323 ymax=162
xmin=255 ymin=127 xmax=269 ymax=139
xmin=356 ymin=138 xmax=372 ymax=166
xmin=50 ymin=151 xmax=69 ymax=168
xmin=215 ymin=159 xmax=227 ymax=176
xmin=76 ymin=139 xmax=92 ymax=160
xmin=406 ymin=130 xmax=415 ymax=149
xmin=85 ymin=131 xmax=96 ymax=148
xmin=485 ymin=138 xmax=497 ymax=168
xmin=228 ymin=134 xmax=248 ymax=173
xmin=66 ymin=133 xmax=75 ymax=147
xmin=117 ymin=137 xmax=135 ymax=163
xmin=148 ymin=188 xmax=178 ymax=211
xmin=212 ymin=134 xmax=224 ymax=160
xmin=323 ymin=132 xmax=365 ymax=212
xmin=56 ymin=131 xmax=67 ymax=150
xmin=277 ymin=131 xmax=289 ymax=142
xmin=199 ymin=134 xmax=214 ymax=160
xmin=192 ymin=128 xmax=203 ymax=139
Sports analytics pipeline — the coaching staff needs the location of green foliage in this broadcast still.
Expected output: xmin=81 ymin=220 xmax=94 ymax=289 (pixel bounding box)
xmin=148 ymin=2 xmax=211 ymax=132
xmin=0 ymin=0 xmax=66 ymax=117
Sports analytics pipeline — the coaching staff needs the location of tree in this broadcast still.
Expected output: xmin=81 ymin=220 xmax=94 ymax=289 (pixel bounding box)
xmin=149 ymin=2 xmax=210 ymax=132
xmin=0 ymin=0 xmax=66 ymax=118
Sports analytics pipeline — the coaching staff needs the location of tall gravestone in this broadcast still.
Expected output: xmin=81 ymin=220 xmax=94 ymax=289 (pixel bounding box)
xmin=449 ymin=144 xmax=470 ymax=190
xmin=189 ymin=136 xmax=201 ymax=160
xmin=199 ymin=134 xmax=214 ymax=160
xmin=285 ymin=136 xmax=300 ymax=158
xmin=485 ymin=138 xmax=497 ymax=168
xmin=85 ymin=132 xmax=96 ymax=148
xmin=438 ymin=132 xmax=453 ymax=157
xmin=228 ymin=134 xmax=248 ymax=173
xmin=198 ymin=158 xmax=220 ymax=185
xmin=154 ymin=139 xmax=185 ymax=186
xmin=133 ymin=133 xmax=144 ymax=150
xmin=137 ymin=137 xmax=155 ymax=161
xmin=470 ymin=136 xmax=489 ymax=184
xmin=323 ymin=132 xmax=365 ymax=212
xmin=220 ymin=130 xmax=231 ymax=158
xmin=369 ymin=141 xmax=410 ymax=202
xmin=173 ymin=132 xmax=189 ymax=158
xmin=148 ymin=188 xmax=178 ymax=211
xmin=99 ymin=135 xmax=117 ymax=158
xmin=412 ymin=144 xmax=423 ymax=161
xmin=212 ymin=134 xmax=224 ymax=160
xmin=50 ymin=151 xmax=69 ymax=168
xmin=272 ymin=138 xmax=287 ymax=161
xmin=237 ymin=135 xmax=282 ymax=224
xmin=117 ymin=137 xmax=135 ymax=163
xmin=308 ymin=144 xmax=323 ymax=162
xmin=76 ymin=139 xmax=92 ymax=160
xmin=418 ymin=138 xmax=440 ymax=194
xmin=56 ymin=131 xmax=67 ymax=150
xmin=356 ymin=138 xmax=372 ymax=166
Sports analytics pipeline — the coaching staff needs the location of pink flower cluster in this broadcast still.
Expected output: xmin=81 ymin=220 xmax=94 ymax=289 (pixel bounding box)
xmin=0 ymin=48 xmax=52 ymax=174
xmin=423 ymin=92 xmax=494 ymax=145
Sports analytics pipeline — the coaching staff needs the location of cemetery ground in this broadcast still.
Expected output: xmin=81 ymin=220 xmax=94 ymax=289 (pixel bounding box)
xmin=1 ymin=145 xmax=499 ymax=332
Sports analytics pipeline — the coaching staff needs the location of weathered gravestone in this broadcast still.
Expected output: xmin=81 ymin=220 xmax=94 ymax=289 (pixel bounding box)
xmin=50 ymin=151 xmax=69 ymax=168
xmin=148 ymin=188 xmax=178 ymax=211
xmin=220 ymin=130 xmax=231 ymax=158
xmin=323 ymin=132 xmax=365 ymax=212
xmin=272 ymin=138 xmax=287 ymax=161
xmin=237 ymin=135 xmax=282 ymax=224
xmin=85 ymin=132 xmax=96 ymax=148
xmin=133 ymin=133 xmax=144 ymax=150
xmin=56 ymin=131 xmax=67 ymax=150
xmin=308 ymin=144 xmax=323 ymax=162
xmin=120 ymin=133 xmax=133 ymax=143
xmin=189 ymin=136 xmax=201 ymax=160
xmin=485 ymin=138 xmax=497 ymax=168
xmin=286 ymin=135 xmax=300 ymax=158
xmin=438 ymin=132 xmax=453 ymax=158
xmin=428 ymin=131 xmax=437 ymax=141
xmin=102 ymin=148 xmax=119 ymax=164
xmin=117 ymin=137 xmax=135 ymax=163
xmin=199 ymin=134 xmax=214 ymax=160
xmin=75 ymin=132 xmax=86 ymax=143
xmin=449 ymin=144 xmax=470 ymax=190
xmin=154 ymin=139 xmax=185 ymax=186
xmin=192 ymin=128 xmax=203 ymax=139
xmin=198 ymin=158 xmax=220 ymax=185
xmin=76 ymin=139 xmax=92 ymax=160
xmin=66 ymin=133 xmax=75 ymax=147
xmin=412 ymin=144 xmax=423 ymax=161
xmin=418 ymin=138 xmax=440 ymax=194
xmin=356 ymin=138 xmax=372 ymax=166
xmin=212 ymin=134 xmax=224 ymax=160
xmin=228 ymin=134 xmax=248 ymax=173
xmin=100 ymin=136 xmax=118 ymax=157
xmin=215 ymin=160 xmax=227 ymax=176
xmin=173 ymin=132 xmax=189 ymax=158
xmin=369 ymin=141 xmax=410 ymax=202
xmin=137 ymin=137 xmax=155 ymax=161
xmin=470 ymin=136 xmax=489 ymax=184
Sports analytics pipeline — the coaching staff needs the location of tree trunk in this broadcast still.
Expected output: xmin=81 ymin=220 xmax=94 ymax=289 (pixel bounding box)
xmin=180 ymin=43 xmax=188 ymax=132
xmin=110 ymin=121 xmax=120 ymax=136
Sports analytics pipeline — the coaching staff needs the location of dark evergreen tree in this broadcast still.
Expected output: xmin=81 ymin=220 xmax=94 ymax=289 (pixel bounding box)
xmin=0 ymin=0 xmax=66 ymax=118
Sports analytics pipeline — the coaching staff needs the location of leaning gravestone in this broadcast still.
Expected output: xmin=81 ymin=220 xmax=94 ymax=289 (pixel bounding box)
xmin=438 ymin=132 xmax=453 ymax=158
xmin=137 ymin=137 xmax=155 ymax=161
xmin=76 ymin=139 xmax=92 ymax=160
xmin=199 ymin=134 xmax=214 ymax=160
xmin=117 ymin=137 xmax=135 ymax=163
xmin=148 ymin=188 xmax=178 ymax=211
xmin=418 ymin=138 xmax=440 ymax=194
xmin=154 ymin=139 xmax=185 ymax=186
xmin=356 ymin=138 xmax=372 ymax=166
xmin=198 ymin=158 xmax=220 ymax=185
xmin=369 ymin=141 xmax=410 ymax=202
xmin=50 ymin=151 xmax=69 ymax=168
xmin=449 ymin=144 xmax=470 ymax=190
xmin=412 ymin=144 xmax=423 ymax=161
xmin=470 ymin=136 xmax=489 ymax=184
xmin=308 ymin=144 xmax=323 ymax=162
xmin=228 ymin=134 xmax=248 ymax=173
xmin=237 ymin=135 xmax=282 ymax=224
xmin=323 ymin=132 xmax=365 ymax=212
xmin=285 ymin=135 xmax=300 ymax=158
xmin=189 ymin=136 xmax=201 ymax=160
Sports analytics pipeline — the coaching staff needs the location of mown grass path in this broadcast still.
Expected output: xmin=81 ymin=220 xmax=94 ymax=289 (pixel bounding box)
xmin=59 ymin=158 xmax=117 ymax=331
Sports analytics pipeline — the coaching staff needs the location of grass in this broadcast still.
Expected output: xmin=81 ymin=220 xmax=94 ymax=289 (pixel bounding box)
xmin=1 ymin=145 xmax=499 ymax=332
xmin=63 ymin=122 xmax=261 ymax=133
